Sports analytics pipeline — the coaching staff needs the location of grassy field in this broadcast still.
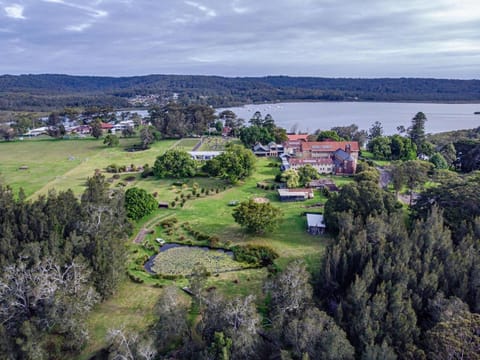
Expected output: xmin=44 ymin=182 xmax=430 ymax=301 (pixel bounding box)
xmin=0 ymin=137 xmax=177 ymax=197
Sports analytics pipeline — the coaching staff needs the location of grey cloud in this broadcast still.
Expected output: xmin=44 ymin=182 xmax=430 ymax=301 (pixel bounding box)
xmin=0 ymin=0 xmax=479 ymax=78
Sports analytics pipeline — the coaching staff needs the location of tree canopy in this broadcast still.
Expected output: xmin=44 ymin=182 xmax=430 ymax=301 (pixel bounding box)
xmin=232 ymin=199 xmax=282 ymax=234
xmin=153 ymin=149 xmax=197 ymax=178
xmin=124 ymin=187 xmax=158 ymax=220
xmin=203 ymin=144 xmax=256 ymax=183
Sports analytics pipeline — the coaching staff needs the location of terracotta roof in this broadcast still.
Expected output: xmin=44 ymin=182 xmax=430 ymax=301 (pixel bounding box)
xmin=301 ymin=141 xmax=359 ymax=152
xmin=100 ymin=122 xmax=114 ymax=129
xmin=287 ymin=134 xmax=309 ymax=142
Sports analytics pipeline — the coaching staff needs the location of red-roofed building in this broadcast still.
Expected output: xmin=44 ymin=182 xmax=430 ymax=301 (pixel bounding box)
xmin=100 ymin=122 xmax=114 ymax=131
xmin=287 ymin=134 xmax=309 ymax=142
xmin=282 ymin=140 xmax=359 ymax=175
xmin=300 ymin=141 xmax=359 ymax=161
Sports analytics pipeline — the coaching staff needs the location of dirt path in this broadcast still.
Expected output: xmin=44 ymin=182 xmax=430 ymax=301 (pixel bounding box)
xmin=133 ymin=228 xmax=149 ymax=244
xmin=132 ymin=213 xmax=175 ymax=243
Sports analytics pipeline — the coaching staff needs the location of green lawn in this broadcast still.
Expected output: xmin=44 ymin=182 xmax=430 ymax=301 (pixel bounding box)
xmin=172 ymin=137 xmax=201 ymax=151
xmin=0 ymin=137 xmax=177 ymax=198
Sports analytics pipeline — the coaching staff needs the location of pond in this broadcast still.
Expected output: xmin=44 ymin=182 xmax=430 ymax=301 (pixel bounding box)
xmin=144 ymin=244 xmax=236 ymax=276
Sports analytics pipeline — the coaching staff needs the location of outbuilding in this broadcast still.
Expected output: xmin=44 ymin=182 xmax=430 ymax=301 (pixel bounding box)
xmin=306 ymin=213 xmax=326 ymax=235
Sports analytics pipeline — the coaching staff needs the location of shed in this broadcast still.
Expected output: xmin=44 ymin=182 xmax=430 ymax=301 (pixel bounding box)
xmin=278 ymin=188 xmax=314 ymax=202
xmin=306 ymin=213 xmax=326 ymax=235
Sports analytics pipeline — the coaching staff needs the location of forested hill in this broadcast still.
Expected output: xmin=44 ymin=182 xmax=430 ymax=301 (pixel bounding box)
xmin=1 ymin=74 xmax=480 ymax=111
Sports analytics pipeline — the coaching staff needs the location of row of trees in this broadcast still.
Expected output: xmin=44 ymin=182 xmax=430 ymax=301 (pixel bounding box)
xmin=148 ymin=102 xmax=216 ymax=138
xmin=238 ymin=111 xmax=287 ymax=147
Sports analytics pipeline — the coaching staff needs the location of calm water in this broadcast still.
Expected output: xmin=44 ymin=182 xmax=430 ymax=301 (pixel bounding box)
xmin=218 ymin=102 xmax=480 ymax=135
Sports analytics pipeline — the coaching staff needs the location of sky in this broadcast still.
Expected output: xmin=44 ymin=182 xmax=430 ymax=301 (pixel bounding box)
xmin=1 ymin=0 xmax=479 ymax=78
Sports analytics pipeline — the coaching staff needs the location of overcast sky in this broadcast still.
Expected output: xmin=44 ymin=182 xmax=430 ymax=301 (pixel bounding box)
xmin=1 ymin=0 xmax=479 ymax=78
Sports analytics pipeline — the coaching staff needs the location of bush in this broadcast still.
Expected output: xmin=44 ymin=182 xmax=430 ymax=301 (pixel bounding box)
xmin=208 ymin=236 xmax=220 ymax=247
xmin=124 ymin=175 xmax=136 ymax=182
xmin=232 ymin=244 xmax=279 ymax=266
xmin=128 ymin=272 xmax=144 ymax=283
xmin=160 ymin=217 xmax=178 ymax=228
xmin=141 ymin=165 xmax=153 ymax=178
xmin=106 ymin=164 xmax=119 ymax=173
xmin=125 ymin=187 xmax=158 ymax=220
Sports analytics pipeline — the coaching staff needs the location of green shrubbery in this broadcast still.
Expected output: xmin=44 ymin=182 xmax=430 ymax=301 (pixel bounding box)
xmin=231 ymin=244 xmax=279 ymax=266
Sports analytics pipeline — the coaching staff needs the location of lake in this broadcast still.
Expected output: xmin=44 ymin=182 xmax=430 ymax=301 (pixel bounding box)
xmin=218 ymin=102 xmax=480 ymax=135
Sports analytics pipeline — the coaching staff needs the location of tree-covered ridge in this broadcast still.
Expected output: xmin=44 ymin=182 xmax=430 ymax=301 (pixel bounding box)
xmin=2 ymin=74 xmax=480 ymax=110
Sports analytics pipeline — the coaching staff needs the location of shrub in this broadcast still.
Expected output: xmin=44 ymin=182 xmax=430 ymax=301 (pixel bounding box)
xmin=128 ymin=272 xmax=144 ymax=283
xmin=160 ymin=217 xmax=178 ymax=227
xmin=232 ymin=244 xmax=279 ymax=266
xmin=125 ymin=187 xmax=158 ymax=220
xmin=106 ymin=164 xmax=119 ymax=173
xmin=208 ymin=236 xmax=220 ymax=247
xmin=141 ymin=165 xmax=153 ymax=178
xmin=124 ymin=175 xmax=136 ymax=182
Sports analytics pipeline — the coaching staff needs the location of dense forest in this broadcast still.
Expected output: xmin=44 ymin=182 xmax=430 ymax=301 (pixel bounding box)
xmin=1 ymin=74 xmax=480 ymax=111
xmin=0 ymin=175 xmax=132 ymax=359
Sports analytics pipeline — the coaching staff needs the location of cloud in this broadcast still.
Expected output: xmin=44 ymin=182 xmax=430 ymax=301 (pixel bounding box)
xmin=0 ymin=0 xmax=479 ymax=78
xmin=42 ymin=0 xmax=108 ymax=18
xmin=185 ymin=1 xmax=216 ymax=17
xmin=65 ymin=23 xmax=92 ymax=32
xmin=4 ymin=4 xmax=26 ymax=19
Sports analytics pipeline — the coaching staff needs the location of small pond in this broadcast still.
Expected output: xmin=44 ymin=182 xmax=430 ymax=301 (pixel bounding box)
xmin=144 ymin=243 xmax=235 ymax=275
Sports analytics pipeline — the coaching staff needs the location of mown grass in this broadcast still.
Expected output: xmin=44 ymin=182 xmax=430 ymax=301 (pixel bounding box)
xmin=172 ymin=137 xmax=201 ymax=151
xmin=0 ymin=136 xmax=177 ymax=198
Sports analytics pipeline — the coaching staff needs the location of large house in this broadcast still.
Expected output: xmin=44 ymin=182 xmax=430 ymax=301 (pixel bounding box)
xmin=286 ymin=141 xmax=359 ymax=175
xmin=252 ymin=142 xmax=284 ymax=157
xmin=283 ymin=134 xmax=309 ymax=155
xmin=288 ymin=158 xmax=334 ymax=174
xmin=299 ymin=141 xmax=359 ymax=160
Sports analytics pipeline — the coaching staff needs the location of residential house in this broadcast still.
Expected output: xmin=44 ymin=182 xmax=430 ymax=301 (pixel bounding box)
xmin=252 ymin=142 xmax=284 ymax=157
xmin=100 ymin=122 xmax=114 ymax=132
